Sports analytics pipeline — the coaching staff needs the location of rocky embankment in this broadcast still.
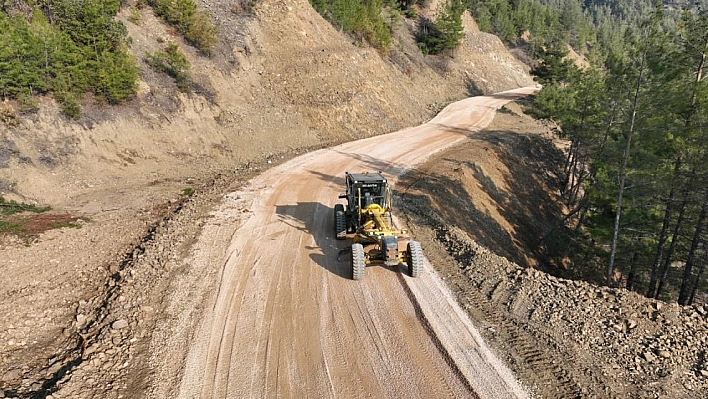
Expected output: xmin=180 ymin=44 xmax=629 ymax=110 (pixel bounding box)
xmin=396 ymin=130 xmax=708 ymax=398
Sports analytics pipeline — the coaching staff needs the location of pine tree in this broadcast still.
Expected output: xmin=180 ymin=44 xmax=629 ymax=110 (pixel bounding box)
xmin=530 ymin=39 xmax=577 ymax=85
xmin=416 ymin=0 xmax=465 ymax=54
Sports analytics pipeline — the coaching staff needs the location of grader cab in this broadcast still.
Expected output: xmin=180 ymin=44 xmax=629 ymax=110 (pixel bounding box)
xmin=334 ymin=172 xmax=423 ymax=280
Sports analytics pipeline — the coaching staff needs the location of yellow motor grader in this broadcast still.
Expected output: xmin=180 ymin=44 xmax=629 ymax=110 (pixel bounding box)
xmin=334 ymin=172 xmax=423 ymax=280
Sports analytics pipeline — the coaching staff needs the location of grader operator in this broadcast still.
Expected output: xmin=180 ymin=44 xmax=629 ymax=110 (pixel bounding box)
xmin=334 ymin=172 xmax=423 ymax=280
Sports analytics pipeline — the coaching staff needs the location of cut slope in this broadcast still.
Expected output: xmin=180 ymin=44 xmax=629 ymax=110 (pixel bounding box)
xmin=396 ymin=103 xmax=708 ymax=398
xmin=0 ymin=1 xmax=534 ymax=397
xmin=0 ymin=0 xmax=532 ymax=206
xmin=399 ymin=102 xmax=564 ymax=270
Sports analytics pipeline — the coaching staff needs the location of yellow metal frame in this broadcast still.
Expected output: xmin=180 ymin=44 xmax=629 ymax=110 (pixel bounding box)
xmin=352 ymin=188 xmax=409 ymax=264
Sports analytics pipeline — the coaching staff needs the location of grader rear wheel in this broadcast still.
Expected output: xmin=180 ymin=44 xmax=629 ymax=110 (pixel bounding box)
xmin=334 ymin=204 xmax=346 ymax=240
xmin=407 ymin=241 xmax=423 ymax=278
xmin=351 ymin=243 xmax=365 ymax=280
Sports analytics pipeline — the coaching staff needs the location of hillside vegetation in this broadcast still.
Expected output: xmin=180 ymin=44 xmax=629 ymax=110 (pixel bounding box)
xmin=322 ymin=0 xmax=708 ymax=306
xmin=448 ymin=0 xmax=708 ymax=306
xmin=525 ymin=2 xmax=708 ymax=306
xmin=0 ymin=0 xmax=215 ymax=118
xmin=0 ymin=0 xmax=137 ymax=117
xmin=470 ymin=0 xmax=705 ymax=68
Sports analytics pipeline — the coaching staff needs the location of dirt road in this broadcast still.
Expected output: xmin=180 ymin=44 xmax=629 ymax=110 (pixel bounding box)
xmin=170 ymin=87 xmax=538 ymax=398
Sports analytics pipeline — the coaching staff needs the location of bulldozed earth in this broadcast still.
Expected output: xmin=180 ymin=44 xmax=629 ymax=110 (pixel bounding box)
xmin=396 ymin=103 xmax=708 ymax=398
xmin=2 ymin=99 xmax=707 ymax=398
xmin=1 ymin=0 xmax=707 ymax=398
xmin=1 ymin=1 xmax=534 ymax=396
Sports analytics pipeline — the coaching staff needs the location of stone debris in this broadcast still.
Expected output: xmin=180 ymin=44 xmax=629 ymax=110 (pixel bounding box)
xmin=398 ymin=182 xmax=708 ymax=398
xmin=643 ymin=352 xmax=657 ymax=363
xmin=111 ymin=320 xmax=129 ymax=330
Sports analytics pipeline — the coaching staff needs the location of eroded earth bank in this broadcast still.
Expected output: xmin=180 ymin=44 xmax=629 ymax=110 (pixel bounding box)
xmin=1 ymin=1 xmax=707 ymax=398
xmin=396 ymin=102 xmax=708 ymax=399
xmin=1 ymin=1 xmax=533 ymax=397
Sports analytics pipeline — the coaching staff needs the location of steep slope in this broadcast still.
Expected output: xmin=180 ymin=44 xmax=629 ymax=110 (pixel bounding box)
xmin=0 ymin=0 xmax=532 ymax=204
xmin=397 ymin=103 xmax=708 ymax=398
xmin=0 ymin=1 xmax=534 ymax=397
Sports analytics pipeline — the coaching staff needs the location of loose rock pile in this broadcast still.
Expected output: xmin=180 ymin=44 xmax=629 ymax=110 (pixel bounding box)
xmin=401 ymin=206 xmax=708 ymax=398
xmin=393 ymin=103 xmax=708 ymax=398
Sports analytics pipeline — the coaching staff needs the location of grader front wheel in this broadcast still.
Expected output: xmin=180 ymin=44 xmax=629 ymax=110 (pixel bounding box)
xmin=334 ymin=204 xmax=346 ymax=240
xmin=351 ymin=243 xmax=365 ymax=280
xmin=407 ymin=241 xmax=423 ymax=278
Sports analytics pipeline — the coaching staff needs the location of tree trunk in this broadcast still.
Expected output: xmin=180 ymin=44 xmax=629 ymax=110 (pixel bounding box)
xmin=647 ymin=157 xmax=681 ymax=298
xmin=646 ymin=193 xmax=674 ymax=297
xmin=575 ymin=202 xmax=588 ymax=231
xmin=538 ymin=198 xmax=587 ymax=244
xmin=691 ymin=38 xmax=706 ymax=105
xmin=608 ymin=53 xmax=646 ymax=286
xmin=626 ymin=250 xmax=639 ymax=291
xmin=688 ymin=250 xmax=708 ymax=305
xmin=568 ymin=143 xmax=580 ymax=205
xmin=562 ymin=139 xmax=577 ymax=194
xmin=569 ymin=167 xmax=587 ymax=208
xmin=652 ymin=32 xmax=704 ymax=297
xmin=597 ymin=102 xmax=617 ymax=157
xmin=656 ymin=197 xmax=688 ymax=299
xmin=678 ymin=194 xmax=708 ymax=305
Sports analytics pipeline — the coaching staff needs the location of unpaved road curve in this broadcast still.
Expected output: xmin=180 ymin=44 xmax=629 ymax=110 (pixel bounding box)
xmin=174 ymin=87 xmax=537 ymax=398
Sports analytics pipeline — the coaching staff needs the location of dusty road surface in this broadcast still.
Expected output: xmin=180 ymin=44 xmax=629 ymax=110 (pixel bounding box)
xmin=169 ymin=87 xmax=538 ymax=398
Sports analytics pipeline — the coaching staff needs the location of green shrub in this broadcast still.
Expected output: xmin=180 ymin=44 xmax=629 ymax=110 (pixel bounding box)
xmin=152 ymin=0 xmax=196 ymax=32
xmin=17 ymin=93 xmax=39 ymax=113
xmin=310 ymin=0 xmax=393 ymax=51
xmin=0 ymin=12 xmax=48 ymax=98
xmin=185 ymin=10 xmax=218 ymax=54
xmin=0 ymin=196 xmax=51 ymax=216
xmin=146 ymin=43 xmax=191 ymax=92
xmin=0 ymin=220 xmax=25 ymax=234
xmin=128 ymin=8 xmax=142 ymax=24
xmin=96 ymin=50 xmax=139 ymax=104
xmin=49 ymin=220 xmax=82 ymax=229
xmin=415 ymin=0 xmax=465 ymax=55
xmin=395 ymin=0 xmax=418 ymax=19
xmin=149 ymin=0 xmax=218 ymax=55
xmin=55 ymin=91 xmax=82 ymax=119
xmin=0 ymin=3 xmax=138 ymax=117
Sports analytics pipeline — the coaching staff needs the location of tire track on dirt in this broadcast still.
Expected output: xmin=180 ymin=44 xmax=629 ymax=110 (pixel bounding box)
xmin=430 ymin=223 xmax=586 ymax=399
xmin=164 ymin=87 xmax=538 ymax=399
xmin=396 ymin=271 xmax=481 ymax=398
xmin=466 ymin=286 xmax=584 ymax=398
xmin=196 ymin=201 xmax=275 ymax=398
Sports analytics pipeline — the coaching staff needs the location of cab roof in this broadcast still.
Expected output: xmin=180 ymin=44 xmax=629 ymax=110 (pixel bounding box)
xmin=347 ymin=172 xmax=387 ymax=183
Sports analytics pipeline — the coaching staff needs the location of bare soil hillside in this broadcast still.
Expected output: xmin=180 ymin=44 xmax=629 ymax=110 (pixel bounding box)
xmin=0 ymin=0 xmax=532 ymax=204
xmin=0 ymin=1 xmax=535 ymax=397
xmin=396 ymin=103 xmax=708 ymax=399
